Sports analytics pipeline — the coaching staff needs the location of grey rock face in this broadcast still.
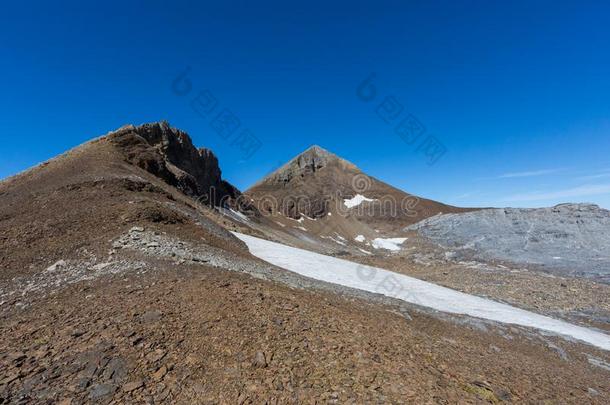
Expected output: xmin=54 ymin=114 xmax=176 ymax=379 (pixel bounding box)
xmin=407 ymin=203 xmax=610 ymax=282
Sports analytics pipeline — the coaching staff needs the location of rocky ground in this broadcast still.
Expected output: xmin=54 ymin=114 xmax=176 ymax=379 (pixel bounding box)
xmin=1 ymin=122 xmax=609 ymax=403
xmin=2 ymin=242 xmax=610 ymax=404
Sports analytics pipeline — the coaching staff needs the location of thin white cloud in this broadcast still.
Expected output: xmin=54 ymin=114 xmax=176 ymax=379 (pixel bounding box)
xmin=497 ymin=168 xmax=563 ymax=179
xmin=503 ymin=184 xmax=610 ymax=202
xmin=577 ymin=170 xmax=610 ymax=181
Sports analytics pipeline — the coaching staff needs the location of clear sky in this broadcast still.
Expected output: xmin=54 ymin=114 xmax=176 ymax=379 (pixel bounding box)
xmin=2 ymin=0 xmax=609 ymax=208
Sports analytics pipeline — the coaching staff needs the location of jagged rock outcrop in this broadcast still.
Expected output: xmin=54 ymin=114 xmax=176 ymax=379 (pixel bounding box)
xmin=407 ymin=203 xmax=610 ymax=281
xmin=107 ymin=121 xmax=244 ymax=208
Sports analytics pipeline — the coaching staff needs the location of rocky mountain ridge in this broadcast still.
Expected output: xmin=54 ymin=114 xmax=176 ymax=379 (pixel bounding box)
xmin=107 ymin=121 xmax=241 ymax=208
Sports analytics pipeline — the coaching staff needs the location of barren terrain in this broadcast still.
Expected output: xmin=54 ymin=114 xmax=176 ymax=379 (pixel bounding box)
xmin=1 ymin=123 xmax=608 ymax=403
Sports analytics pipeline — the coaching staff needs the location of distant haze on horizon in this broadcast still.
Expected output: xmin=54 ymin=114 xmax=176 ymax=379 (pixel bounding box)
xmin=2 ymin=1 xmax=609 ymax=210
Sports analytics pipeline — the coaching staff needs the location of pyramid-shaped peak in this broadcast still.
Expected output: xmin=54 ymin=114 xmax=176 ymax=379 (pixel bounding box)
xmin=303 ymin=144 xmax=333 ymax=155
xmin=291 ymin=145 xmax=341 ymax=163
xmin=253 ymin=145 xmax=359 ymax=187
xmin=287 ymin=145 xmax=356 ymax=170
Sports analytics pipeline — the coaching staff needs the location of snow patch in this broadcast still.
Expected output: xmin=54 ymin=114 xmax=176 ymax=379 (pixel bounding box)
xmin=321 ymin=235 xmax=346 ymax=246
xmin=371 ymin=237 xmax=407 ymax=251
xmin=587 ymin=355 xmax=610 ymax=371
xmin=344 ymin=194 xmax=376 ymax=208
xmin=230 ymin=209 xmax=249 ymax=222
xmin=219 ymin=208 xmax=250 ymax=223
xmin=354 ymin=235 xmax=366 ymax=243
xmin=233 ymin=232 xmax=610 ymax=352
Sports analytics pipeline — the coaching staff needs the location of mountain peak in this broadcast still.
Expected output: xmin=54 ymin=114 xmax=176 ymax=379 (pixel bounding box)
xmin=302 ymin=144 xmax=332 ymax=156
xmin=256 ymin=145 xmax=358 ymax=186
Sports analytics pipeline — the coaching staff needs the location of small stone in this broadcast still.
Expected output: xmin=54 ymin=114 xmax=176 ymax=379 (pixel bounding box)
xmin=91 ymin=262 xmax=112 ymax=271
xmin=141 ymin=310 xmax=162 ymax=323
xmin=147 ymin=242 xmax=160 ymax=248
xmin=153 ymin=366 xmax=167 ymax=382
xmin=237 ymin=393 xmax=248 ymax=405
xmin=191 ymin=383 xmax=205 ymax=395
xmin=147 ymin=349 xmax=167 ymax=363
xmin=131 ymin=336 xmax=144 ymax=346
xmin=273 ymin=378 xmax=284 ymax=391
xmin=70 ymin=329 xmax=85 ymax=338
xmin=472 ymin=380 xmax=493 ymax=390
xmin=103 ymin=357 xmax=127 ymax=382
xmin=46 ymin=260 xmax=66 ymax=272
xmin=89 ymin=383 xmax=114 ymax=399
xmin=1 ymin=372 xmax=20 ymax=385
xmin=155 ymin=389 xmax=171 ymax=402
xmin=123 ymin=380 xmax=144 ymax=392
xmin=7 ymin=351 xmax=26 ymax=364
xmin=72 ymin=377 xmax=91 ymax=392
xmin=252 ymin=351 xmax=267 ymax=368
xmin=130 ymin=226 xmax=145 ymax=232
xmin=495 ymin=388 xmax=512 ymax=401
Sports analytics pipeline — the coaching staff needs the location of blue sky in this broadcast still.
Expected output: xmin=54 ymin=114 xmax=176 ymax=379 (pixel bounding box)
xmin=1 ymin=0 xmax=609 ymax=208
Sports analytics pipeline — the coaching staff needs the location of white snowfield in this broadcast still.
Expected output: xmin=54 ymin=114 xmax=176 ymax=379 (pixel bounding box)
xmin=343 ymin=194 xmax=376 ymax=208
xmin=233 ymin=232 xmax=610 ymax=351
xmin=371 ymin=237 xmax=408 ymax=251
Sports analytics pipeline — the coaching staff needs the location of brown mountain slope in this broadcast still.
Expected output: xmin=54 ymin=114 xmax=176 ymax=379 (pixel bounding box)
xmin=248 ymin=145 xmax=469 ymax=223
xmin=0 ymin=123 xmax=608 ymax=403
xmin=0 ymin=121 xmax=255 ymax=282
xmin=245 ymin=145 xmax=472 ymax=252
